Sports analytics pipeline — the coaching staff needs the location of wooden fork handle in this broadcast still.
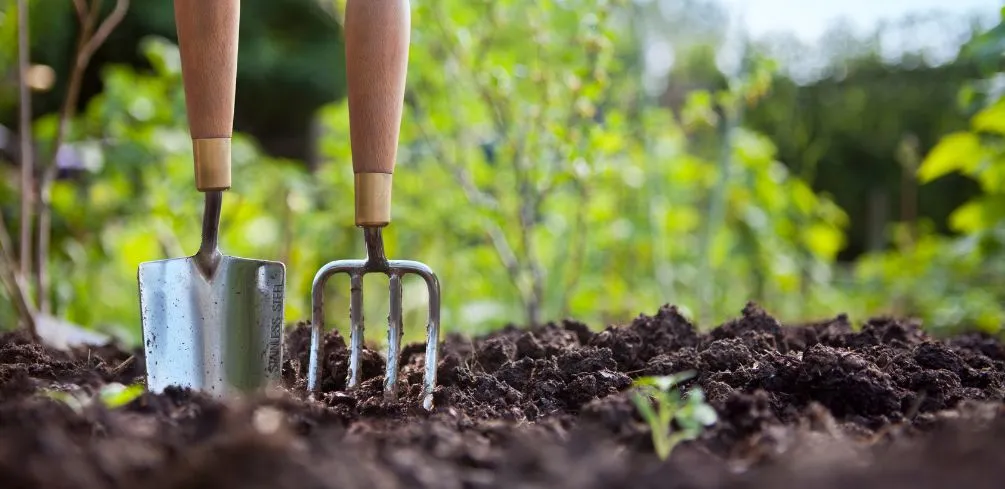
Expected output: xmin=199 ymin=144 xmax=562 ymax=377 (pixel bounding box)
xmin=345 ymin=0 xmax=410 ymax=226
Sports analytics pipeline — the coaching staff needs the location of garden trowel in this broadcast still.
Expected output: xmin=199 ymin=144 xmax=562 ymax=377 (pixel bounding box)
xmin=137 ymin=0 xmax=285 ymax=397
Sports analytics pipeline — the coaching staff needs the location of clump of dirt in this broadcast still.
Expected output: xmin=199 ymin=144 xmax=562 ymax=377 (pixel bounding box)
xmin=1 ymin=302 xmax=1004 ymax=489
xmin=0 ymin=329 xmax=140 ymax=399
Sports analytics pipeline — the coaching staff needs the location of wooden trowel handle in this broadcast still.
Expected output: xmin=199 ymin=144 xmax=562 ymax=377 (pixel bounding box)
xmin=346 ymin=0 xmax=410 ymax=227
xmin=174 ymin=0 xmax=240 ymax=192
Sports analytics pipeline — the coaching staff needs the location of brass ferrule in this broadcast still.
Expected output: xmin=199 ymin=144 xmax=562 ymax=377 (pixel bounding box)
xmin=193 ymin=138 xmax=232 ymax=191
xmin=354 ymin=172 xmax=392 ymax=227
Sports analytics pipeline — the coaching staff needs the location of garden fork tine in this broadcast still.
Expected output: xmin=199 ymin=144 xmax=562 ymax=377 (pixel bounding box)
xmin=306 ymin=0 xmax=440 ymax=410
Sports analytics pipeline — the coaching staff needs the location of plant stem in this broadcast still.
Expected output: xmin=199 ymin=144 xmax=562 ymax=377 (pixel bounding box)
xmin=698 ymin=110 xmax=733 ymax=325
xmin=516 ymin=170 xmax=543 ymax=326
xmin=557 ymin=181 xmax=588 ymax=317
xmin=0 ymin=213 xmax=38 ymax=340
xmin=408 ymin=83 xmax=541 ymax=323
xmin=17 ymin=0 xmax=33 ymax=283
xmin=3 ymin=0 xmax=36 ymax=337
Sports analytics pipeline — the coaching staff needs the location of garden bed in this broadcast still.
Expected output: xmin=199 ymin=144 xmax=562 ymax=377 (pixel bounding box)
xmin=1 ymin=302 xmax=1004 ymax=488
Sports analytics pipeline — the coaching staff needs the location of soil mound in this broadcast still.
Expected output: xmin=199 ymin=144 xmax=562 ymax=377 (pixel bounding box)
xmin=1 ymin=303 xmax=1004 ymax=488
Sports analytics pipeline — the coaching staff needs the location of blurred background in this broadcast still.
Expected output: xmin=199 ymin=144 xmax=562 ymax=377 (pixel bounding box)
xmin=1 ymin=0 xmax=1004 ymax=347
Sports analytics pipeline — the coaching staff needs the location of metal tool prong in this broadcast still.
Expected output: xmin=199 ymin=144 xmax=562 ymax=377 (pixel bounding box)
xmin=307 ymin=0 xmax=439 ymax=410
xmin=307 ymin=227 xmax=441 ymax=409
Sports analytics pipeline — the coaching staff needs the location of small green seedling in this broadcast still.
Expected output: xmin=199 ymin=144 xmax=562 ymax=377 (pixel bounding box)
xmin=630 ymin=371 xmax=718 ymax=460
xmin=42 ymin=383 xmax=145 ymax=413
xmin=98 ymin=383 xmax=146 ymax=408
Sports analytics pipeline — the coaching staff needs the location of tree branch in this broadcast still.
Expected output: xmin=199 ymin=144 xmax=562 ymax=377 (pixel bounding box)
xmin=558 ymin=181 xmax=588 ymax=318
xmin=80 ymin=0 xmax=129 ymax=64
xmin=407 ymin=96 xmax=499 ymax=210
xmin=423 ymin=7 xmax=544 ymax=323
xmin=35 ymin=0 xmax=129 ymax=314
xmin=17 ymin=0 xmax=33 ymax=281
xmin=469 ymin=60 xmax=542 ymax=323
xmin=407 ymin=94 xmax=530 ymax=312
xmin=514 ymin=151 xmax=543 ymax=325
xmin=507 ymin=76 xmax=547 ymax=325
xmin=73 ymin=0 xmax=87 ymax=24
xmin=484 ymin=221 xmax=525 ymax=299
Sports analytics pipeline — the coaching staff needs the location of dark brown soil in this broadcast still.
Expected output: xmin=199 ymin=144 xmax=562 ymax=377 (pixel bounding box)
xmin=2 ymin=302 xmax=1005 ymax=489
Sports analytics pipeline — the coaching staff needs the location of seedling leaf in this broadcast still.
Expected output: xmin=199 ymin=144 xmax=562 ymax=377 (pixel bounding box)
xmin=40 ymin=383 xmax=145 ymax=413
xmin=99 ymin=383 xmax=145 ymax=409
xmin=631 ymin=372 xmax=717 ymax=461
xmin=42 ymin=389 xmax=86 ymax=414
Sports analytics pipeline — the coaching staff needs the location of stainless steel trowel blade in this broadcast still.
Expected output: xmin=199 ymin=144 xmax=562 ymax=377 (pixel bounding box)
xmin=138 ymin=254 xmax=285 ymax=397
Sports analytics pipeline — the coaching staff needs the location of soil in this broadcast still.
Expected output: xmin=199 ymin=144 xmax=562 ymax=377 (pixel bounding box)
xmin=2 ymin=302 xmax=1005 ymax=489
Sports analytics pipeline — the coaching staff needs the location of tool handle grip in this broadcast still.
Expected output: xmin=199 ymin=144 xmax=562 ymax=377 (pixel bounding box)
xmin=174 ymin=0 xmax=240 ymax=191
xmin=346 ymin=0 xmax=410 ymax=226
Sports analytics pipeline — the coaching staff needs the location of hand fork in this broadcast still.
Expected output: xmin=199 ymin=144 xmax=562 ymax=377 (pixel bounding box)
xmin=306 ymin=0 xmax=440 ymax=410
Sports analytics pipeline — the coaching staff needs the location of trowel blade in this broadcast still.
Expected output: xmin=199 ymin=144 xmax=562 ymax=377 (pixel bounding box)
xmin=138 ymin=254 xmax=285 ymax=397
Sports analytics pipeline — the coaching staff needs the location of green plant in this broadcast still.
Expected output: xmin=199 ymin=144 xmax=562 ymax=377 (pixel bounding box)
xmin=630 ymin=371 xmax=717 ymax=460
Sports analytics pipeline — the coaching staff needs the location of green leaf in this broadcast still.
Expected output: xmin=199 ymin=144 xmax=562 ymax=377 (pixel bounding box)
xmin=947 ymin=195 xmax=1005 ymax=235
xmin=686 ymin=390 xmax=718 ymax=426
xmin=790 ymin=181 xmax=818 ymax=215
xmin=99 ymin=383 xmax=146 ymax=409
xmin=976 ymin=156 xmax=1005 ymax=193
xmin=674 ymin=388 xmax=717 ymax=439
xmin=973 ymin=99 xmax=1005 ymax=135
xmin=681 ymin=90 xmax=717 ymax=128
xmin=633 ymin=371 xmax=695 ymax=392
xmin=803 ymin=223 xmax=845 ymax=260
xmin=41 ymin=389 xmax=85 ymax=413
xmin=631 ymin=390 xmax=659 ymax=426
xmin=948 ymin=200 xmax=987 ymax=233
xmin=665 ymin=206 xmax=701 ymax=233
xmin=917 ymin=132 xmax=982 ymax=183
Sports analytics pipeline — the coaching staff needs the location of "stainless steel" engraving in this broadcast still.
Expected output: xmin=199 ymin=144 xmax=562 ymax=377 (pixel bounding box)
xmin=267 ymin=282 xmax=284 ymax=377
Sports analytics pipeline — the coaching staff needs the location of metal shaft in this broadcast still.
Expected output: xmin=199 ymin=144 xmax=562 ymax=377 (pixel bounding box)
xmin=195 ymin=191 xmax=223 ymax=277
xmin=363 ymin=227 xmax=389 ymax=269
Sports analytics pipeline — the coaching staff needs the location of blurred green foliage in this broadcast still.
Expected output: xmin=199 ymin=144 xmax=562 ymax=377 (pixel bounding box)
xmin=0 ymin=0 xmax=1003 ymax=345
xmin=851 ymin=9 xmax=1005 ymax=334
xmin=0 ymin=0 xmax=344 ymax=162
xmin=317 ymin=0 xmax=849 ymax=334
xmin=744 ymin=15 xmax=990 ymax=260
